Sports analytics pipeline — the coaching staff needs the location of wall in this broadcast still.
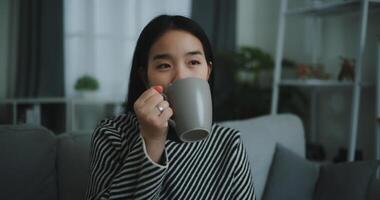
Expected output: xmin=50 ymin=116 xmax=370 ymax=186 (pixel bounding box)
xmin=0 ymin=0 xmax=9 ymax=99
xmin=237 ymin=0 xmax=307 ymax=61
xmin=237 ymin=0 xmax=380 ymax=160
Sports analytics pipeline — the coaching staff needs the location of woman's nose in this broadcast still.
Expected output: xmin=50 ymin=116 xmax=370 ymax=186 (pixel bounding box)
xmin=173 ymin=67 xmax=191 ymax=82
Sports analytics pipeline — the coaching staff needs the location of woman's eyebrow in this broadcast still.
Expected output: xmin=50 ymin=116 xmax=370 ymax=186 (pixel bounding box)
xmin=185 ymin=51 xmax=203 ymax=56
xmin=153 ymin=53 xmax=172 ymax=60
xmin=152 ymin=51 xmax=203 ymax=60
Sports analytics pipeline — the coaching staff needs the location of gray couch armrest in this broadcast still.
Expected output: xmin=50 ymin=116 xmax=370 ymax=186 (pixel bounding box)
xmin=0 ymin=125 xmax=58 ymax=200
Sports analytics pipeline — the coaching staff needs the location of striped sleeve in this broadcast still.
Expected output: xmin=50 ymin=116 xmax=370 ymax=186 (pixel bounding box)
xmin=85 ymin=116 xmax=169 ymax=200
xmin=231 ymin=134 xmax=256 ymax=200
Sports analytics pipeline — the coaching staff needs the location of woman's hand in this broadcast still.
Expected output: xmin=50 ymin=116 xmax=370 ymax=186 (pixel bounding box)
xmin=133 ymin=86 xmax=173 ymax=163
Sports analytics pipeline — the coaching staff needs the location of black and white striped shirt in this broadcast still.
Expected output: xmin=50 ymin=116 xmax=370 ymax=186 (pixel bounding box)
xmin=86 ymin=112 xmax=255 ymax=200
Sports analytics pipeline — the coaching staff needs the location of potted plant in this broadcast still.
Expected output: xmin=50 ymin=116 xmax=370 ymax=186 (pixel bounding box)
xmin=74 ymin=75 xmax=99 ymax=99
xmin=220 ymin=46 xmax=291 ymax=88
xmin=213 ymin=46 xmax=308 ymax=122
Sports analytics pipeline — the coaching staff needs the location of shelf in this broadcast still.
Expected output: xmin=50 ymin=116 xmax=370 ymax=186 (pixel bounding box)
xmin=0 ymin=97 xmax=123 ymax=105
xmin=0 ymin=98 xmax=124 ymax=134
xmin=280 ymin=79 xmax=353 ymax=87
xmin=280 ymin=79 xmax=374 ymax=87
xmin=71 ymin=99 xmax=123 ymax=105
xmin=286 ymin=0 xmax=380 ymax=16
xmin=0 ymin=98 xmax=66 ymax=104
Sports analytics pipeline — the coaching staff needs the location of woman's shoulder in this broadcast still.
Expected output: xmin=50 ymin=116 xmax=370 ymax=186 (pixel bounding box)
xmin=92 ymin=112 xmax=139 ymax=149
xmin=96 ymin=112 xmax=138 ymax=131
xmin=212 ymin=123 xmax=241 ymax=136
xmin=210 ymin=123 xmax=242 ymax=145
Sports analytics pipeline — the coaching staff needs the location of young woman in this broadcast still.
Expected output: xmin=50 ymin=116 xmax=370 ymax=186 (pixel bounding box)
xmin=86 ymin=15 xmax=255 ymax=200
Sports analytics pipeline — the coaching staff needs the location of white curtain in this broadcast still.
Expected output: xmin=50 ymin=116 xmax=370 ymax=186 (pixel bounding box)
xmin=64 ymin=0 xmax=191 ymax=101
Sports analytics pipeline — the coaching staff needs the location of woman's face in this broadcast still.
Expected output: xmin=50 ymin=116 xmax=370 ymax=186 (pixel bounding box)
xmin=147 ymin=29 xmax=212 ymax=87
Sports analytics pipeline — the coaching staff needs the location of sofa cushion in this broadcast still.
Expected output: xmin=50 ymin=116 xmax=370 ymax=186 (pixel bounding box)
xmin=314 ymin=160 xmax=379 ymax=200
xmin=219 ymin=114 xmax=305 ymax=199
xmin=262 ymin=144 xmax=319 ymax=200
xmin=57 ymin=133 xmax=92 ymax=200
xmin=0 ymin=125 xmax=58 ymax=200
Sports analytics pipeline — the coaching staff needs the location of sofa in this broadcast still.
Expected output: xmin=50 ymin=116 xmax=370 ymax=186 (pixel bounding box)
xmin=0 ymin=114 xmax=379 ymax=200
xmin=220 ymin=114 xmax=380 ymax=200
xmin=0 ymin=125 xmax=91 ymax=200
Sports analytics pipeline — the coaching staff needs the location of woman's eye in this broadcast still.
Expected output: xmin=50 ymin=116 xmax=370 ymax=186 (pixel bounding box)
xmin=156 ymin=64 xmax=171 ymax=70
xmin=189 ymin=60 xmax=201 ymax=66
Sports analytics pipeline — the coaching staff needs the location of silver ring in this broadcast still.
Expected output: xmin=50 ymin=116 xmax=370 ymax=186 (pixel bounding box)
xmin=156 ymin=105 xmax=164 ymax=113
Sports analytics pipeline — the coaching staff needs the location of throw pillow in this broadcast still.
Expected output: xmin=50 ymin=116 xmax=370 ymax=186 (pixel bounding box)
xmin=314 ymin=160 xmax=379 ymax=200
xmin=262 ymin=143 xmax=319 ymax=200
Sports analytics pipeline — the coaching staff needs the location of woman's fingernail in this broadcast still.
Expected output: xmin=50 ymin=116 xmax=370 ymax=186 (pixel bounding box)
xmin=153 ymin=85 xmax=163 ymax=93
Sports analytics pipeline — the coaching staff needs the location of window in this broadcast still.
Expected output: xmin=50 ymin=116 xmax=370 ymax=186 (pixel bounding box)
xmin=64 ymin=0 xmax=191 ymax=100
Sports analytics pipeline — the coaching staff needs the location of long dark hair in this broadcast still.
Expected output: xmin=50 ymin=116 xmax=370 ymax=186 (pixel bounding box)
xmin=125 ymin=15 xmax=215 ymax=113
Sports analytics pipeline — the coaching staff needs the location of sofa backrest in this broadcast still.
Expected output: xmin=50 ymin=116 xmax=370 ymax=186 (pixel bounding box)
xmin=0 ymin=114 xmax=304 ymax=200
xmin=57 ymin=133 xmax=92 ymax=200
xmin=0 ymin=125 xmax=58 ymax=200
xmin=219 ymin=114 xmax=305 ymax=200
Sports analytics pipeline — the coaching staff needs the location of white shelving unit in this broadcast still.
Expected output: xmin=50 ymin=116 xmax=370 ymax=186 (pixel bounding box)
xmin=0 ymin=98 xmax=124 ymax=134
xmin=271 ymin=0 xmax=380 ymax=161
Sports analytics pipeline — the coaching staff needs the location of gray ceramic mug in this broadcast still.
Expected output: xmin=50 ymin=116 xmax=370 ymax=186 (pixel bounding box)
xmin=164 ymin=77 xmax=212 ymax=142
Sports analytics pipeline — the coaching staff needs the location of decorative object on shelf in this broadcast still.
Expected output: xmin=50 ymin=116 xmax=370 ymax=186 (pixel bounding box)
xmin=74 ymin=75 xmax=100 ymax=99
xmin=296 ymin=63 xmax=330 ymax=80
xmin=296 ymin=64 xmax=313 ymax=79
xmin=338 ymin=57 xmax=355 ymax=81
xmin=25 ymin=105 xmax=41 ymax=125
xmin=313 ymin=64 xmax=330 ymax=80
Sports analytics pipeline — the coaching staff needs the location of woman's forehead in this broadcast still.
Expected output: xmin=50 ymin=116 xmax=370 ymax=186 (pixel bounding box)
xmin=148 ymin=30 xmax=205 ymax=59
